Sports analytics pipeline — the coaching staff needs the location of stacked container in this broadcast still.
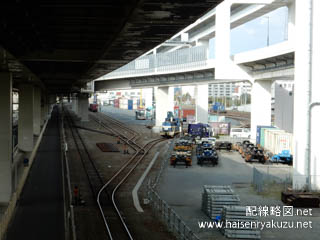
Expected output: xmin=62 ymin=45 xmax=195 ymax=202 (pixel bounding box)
xmin=114 ymin=98 xmax=119 ymax=108
xmin=132 ymin=98 xmax=138 ymax=110
xmin=119 ymin=98 xmax=128 ymax=109
xmin=264 ymin=129 xmax=293 ymax=155
xmin=256 ymin=126 xmax=275 ymax=146
xmin=128 ymin=99 xmax=133 ymax=110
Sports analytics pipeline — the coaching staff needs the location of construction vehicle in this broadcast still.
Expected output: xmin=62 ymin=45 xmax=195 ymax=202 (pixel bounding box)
xmin=244 ymin=147 xmax=266 ymax=163
xmin=135 ymin=107 xmax=153 ymax=120
xmin=170 ymin=138 xmax=193 ymax=167
xmin=196 ymin=142 xmax=218 ymax=166
xmin=238 ymin=140 xmax=252 ymax=155
xmin=270 ymin=150 xmax=293 ymax=165
xmin=215 ymin=141 xmax=232 ymax=151
xmin=89 ymin=103 xmax=98 ymax=112
xmin=241 ymin=143 xmax=254 ymax=158
xmin=160 ymin=111 xmax=181 ymax=137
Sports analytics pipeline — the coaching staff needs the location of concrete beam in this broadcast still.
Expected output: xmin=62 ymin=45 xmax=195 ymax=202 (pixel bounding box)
xmin=0 ymin=72 xmax=12 ymax=203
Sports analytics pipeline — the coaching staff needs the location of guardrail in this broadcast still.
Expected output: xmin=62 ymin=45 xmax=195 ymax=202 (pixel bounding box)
xmin=147 ymin=139 xmax=200 ymax=240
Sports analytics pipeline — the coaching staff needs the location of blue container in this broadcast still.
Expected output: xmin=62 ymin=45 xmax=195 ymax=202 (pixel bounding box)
xmin=256 ymin=125 xmax=274 ymax=145
xmin=128 ymin=99 xmax=133 ymax=110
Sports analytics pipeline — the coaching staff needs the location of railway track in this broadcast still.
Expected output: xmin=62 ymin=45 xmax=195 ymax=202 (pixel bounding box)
xmin=65 ymin=109 xmax=166 ymax=240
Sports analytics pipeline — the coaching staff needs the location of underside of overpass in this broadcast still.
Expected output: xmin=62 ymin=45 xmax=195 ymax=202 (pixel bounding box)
xmin=0 ymin=0 xmax=223 ymax=93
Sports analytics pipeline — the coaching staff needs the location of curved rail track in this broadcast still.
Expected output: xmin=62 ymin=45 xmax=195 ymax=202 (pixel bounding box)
xmin=64 ymin=108 xmax=166 ymax=240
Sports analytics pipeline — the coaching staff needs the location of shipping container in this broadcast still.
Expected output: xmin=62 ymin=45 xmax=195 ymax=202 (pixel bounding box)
xmin=264 ymin=129 xmax=293 ymax=155
xmin=186 ymin=115 xmax=196 ymax=123
xmin=256 ymin=126 xmax=274 ymax=145
xmin=114 ymin=99 xmax=119 ymax=108
xmin=182 ymin=109 xmax=195 ymax=118
xmin=208 ymin=122 xmax=231 ymax=136
xmin=128 ymin=99 xmax=133 ymax=110
xmin=208 ymin=115 xmax=226 ymax=123
xmin=133 ymin=102 xmax=138 ymax=110
xmin=260 ymin=128 xmax=282 ymax=147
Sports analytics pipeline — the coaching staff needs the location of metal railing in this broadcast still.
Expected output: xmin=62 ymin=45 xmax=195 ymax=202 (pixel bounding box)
xmin=146 ymin=139 xmax=200 ymax=240
xmin=147 ymin=187 xmax=200 ymax=240
xmin=100 ymin=45 xmax=208 ymax=79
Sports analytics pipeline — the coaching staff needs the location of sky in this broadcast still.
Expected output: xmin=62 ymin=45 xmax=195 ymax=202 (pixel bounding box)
xmin=209 ymin=6 xmax=288 ymax=58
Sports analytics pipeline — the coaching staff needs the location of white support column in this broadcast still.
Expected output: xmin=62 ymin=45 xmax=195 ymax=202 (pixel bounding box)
xmin=195 ymin=84 xmax=209 ymax=124
xmin=155 ymin=87 xmax=170 ymax=127
xmin=250 ymin=80 xmax=272 ymax=143
xmin=287 ymin=0 xmax=296 ymax=42
xmin=33 ymin=87 xmax=41 ymax=136
xmin=293 ymin=0 xmax=320 ymax=190
xmin=79 ymin=94 xmax=89 ymax=122
xmin=18 ymin=84 xmax=34 ymax=152
xmin=310 ymin=0 xmax=320 ymax=190
xmin=215 ymin=1 xmax=253 ymax=81
xmin=0 ymin=73 xmax=12 ymax=202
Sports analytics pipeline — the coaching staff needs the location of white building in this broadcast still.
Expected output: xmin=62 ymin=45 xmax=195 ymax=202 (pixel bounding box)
xmin=232 ymin=82 xmax=252 ymax=98
xmin=209 ymin=83 xmax=236 ymax=97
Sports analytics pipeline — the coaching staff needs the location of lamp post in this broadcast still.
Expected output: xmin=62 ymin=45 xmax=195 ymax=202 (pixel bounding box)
xmin=265 ymin=16 xmax=270 ymax=46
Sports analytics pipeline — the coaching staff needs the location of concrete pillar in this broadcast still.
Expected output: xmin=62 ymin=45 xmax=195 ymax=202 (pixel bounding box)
xmin=287 ymin=0 xmax=296 ymax=41
xmin=195 ymin=84 xmax=208 ymax=124
xmin=250 ymin=80 xmax=272 ymax=143
xmin=155 ymin=87 xmax=171 ymax=126
xmin=72 ymin=97 xmax=78 ymax=114
xmin=40 ymin=96 xmax=46 ymax=126
xmin=33 ymin=87 xmax=41 ymax=136
xmin=0 ymin=73 xmax=12 ymax=202
xmin=18 ymin=84 xmax=34 ymax=152
xmin=215 ymin=1 xmax=231 ymax=78
xmin=79 ymin=94 xmax=89 ymax=122
xmin=293 ymin=0 xmax=320 ymax=190
xmin=77 ymin=96 xmax=82 ymax=119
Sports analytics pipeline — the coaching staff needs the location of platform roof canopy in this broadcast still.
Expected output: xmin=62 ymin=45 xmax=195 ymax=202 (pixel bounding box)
xmin=0 ymin=0 xmax=223 ymax=93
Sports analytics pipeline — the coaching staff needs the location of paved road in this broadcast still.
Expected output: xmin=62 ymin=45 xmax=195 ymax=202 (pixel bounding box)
xmin=6 ymin=107 xmax=64 ymax=240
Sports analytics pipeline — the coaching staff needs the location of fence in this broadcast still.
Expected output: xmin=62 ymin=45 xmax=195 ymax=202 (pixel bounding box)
xmin=252 ymin=166 xmax=292 ymax=193
xmin=148 ymin=187 xmax=200 ymax=240
xmin=101 ymin=45 xmax=208 ymax=79
xmin=146 ymin=140 xmax=200 ymax=240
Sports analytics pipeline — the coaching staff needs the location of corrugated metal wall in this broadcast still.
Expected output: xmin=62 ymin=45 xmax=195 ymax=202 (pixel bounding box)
xmin=274 ymin=84 xmax=294 ymax=133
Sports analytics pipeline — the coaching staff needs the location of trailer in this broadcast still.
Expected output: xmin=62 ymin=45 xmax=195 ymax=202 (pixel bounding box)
xmin=215 ymin=141 xmax=232 ymax=151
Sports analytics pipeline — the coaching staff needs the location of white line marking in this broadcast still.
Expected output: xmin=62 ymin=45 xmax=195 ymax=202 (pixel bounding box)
xmin=132 ymin=152 xmax=159 ymax=213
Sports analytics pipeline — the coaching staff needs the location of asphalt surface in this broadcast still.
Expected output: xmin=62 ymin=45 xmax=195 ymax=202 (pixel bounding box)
xmin=6 ymin=106 xmax=64 ymax=240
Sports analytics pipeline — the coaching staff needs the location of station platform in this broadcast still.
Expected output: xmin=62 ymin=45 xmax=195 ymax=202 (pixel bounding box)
xmin=5 ymin=107 xmax=64 ymax=240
